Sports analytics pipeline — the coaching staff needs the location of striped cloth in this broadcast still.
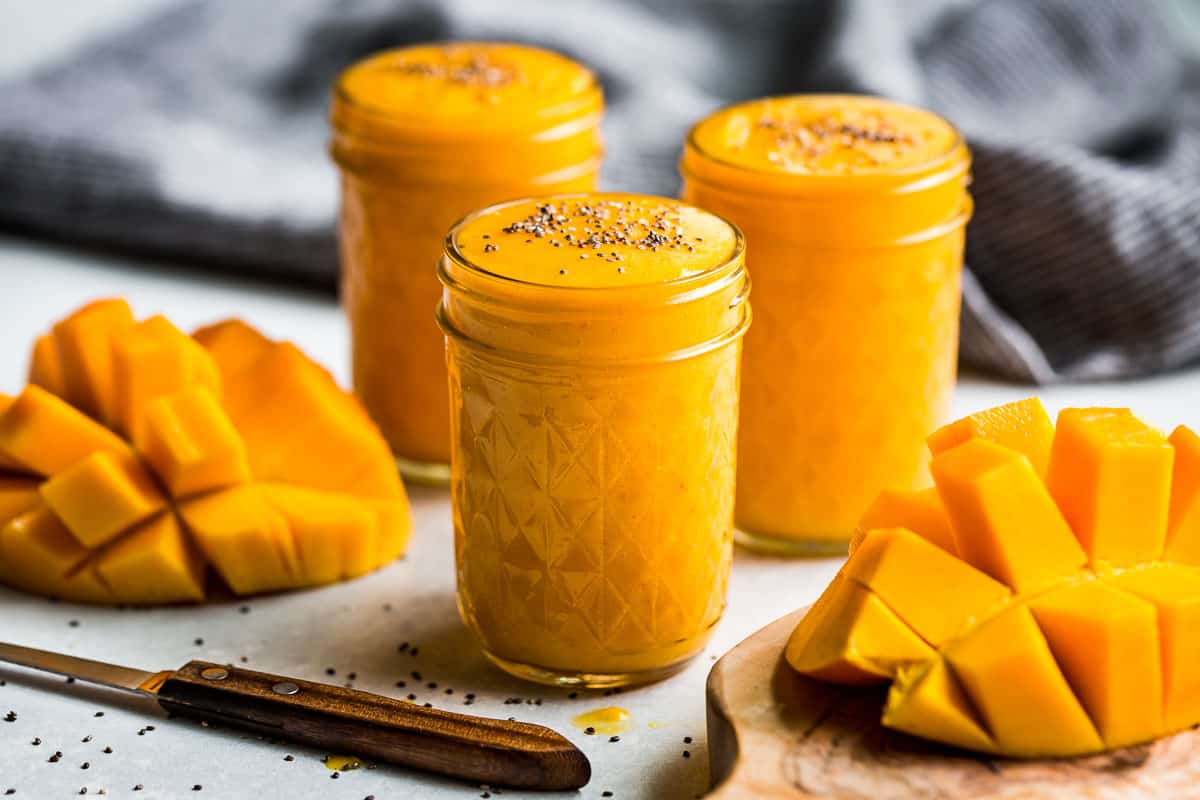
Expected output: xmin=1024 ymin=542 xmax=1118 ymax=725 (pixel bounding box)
xmin=0 ymin=0 xmax=1196 ymax=383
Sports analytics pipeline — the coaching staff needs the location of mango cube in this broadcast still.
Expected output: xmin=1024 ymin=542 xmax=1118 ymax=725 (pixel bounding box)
xmin=883 ymin=660 xmax=994 ymax=754
xmin=0 ymin=505 xmax=110 ymax=603
xmin=843 ymin=527 xmax=1010 ymax=646
xmin=0 ymin=475 xmax=40 ymax=526
xmin=1030 ymin=581 xmax=1162 ymax=748
xmin=1112 ymin=566 xmax=1200 ymax=732
xmin=0 ymin=386 xmax=131 ymax=476
xmin=932 ymin=437 xmax=1085 ymax=592
xmin=28 ymin=334 xmax=66 ymax=398
xmin=1047 ymin=408 xmax=1173 ymax=565
xmin=1165 ymin=425 xmax=1200 ymax=564
xmin=135 ymin=386 xmax=249 ymax=498
xmin=94 ymin=513 xmax=205 ymax=604
xmin=785 ymin=574 xmax=934 ymax=684
xmin=111 ymin=315 xmax=221 ymax=440
xmin=851 ymin=487 xmax=955 ymax=555
xmin=180 ymin=485 xmax=300 ymax=596
xmin=928 ymin=396 xmax=1055 ymax=476
xmin=52 ymin=298 xmax=134 ymax=425
xmin=40 ymin=451 xmax=165 ymax=548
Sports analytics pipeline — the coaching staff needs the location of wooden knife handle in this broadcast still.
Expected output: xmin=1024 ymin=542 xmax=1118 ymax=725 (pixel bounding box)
xmin=156 ymin=661 xmax=590 ymax=791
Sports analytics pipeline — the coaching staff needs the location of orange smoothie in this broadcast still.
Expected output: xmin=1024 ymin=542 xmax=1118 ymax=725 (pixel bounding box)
xmin=682 ymin=95 xmax=971 ymax=554
xmin=438 ymin=194 xmax=750 ymax=686
xmin=330 ymin=43 xmax=604 ymax=482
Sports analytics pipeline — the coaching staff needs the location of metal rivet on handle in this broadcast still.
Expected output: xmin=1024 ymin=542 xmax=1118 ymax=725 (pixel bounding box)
xmin=272 ymin=682 xmax=300 ymax=696
xmin=201 ymin=668 xmax=229 ymax=681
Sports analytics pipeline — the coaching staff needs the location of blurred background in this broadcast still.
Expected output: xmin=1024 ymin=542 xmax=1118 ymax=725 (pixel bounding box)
xmin=1 ymin=0 xmax=1199 ymax=384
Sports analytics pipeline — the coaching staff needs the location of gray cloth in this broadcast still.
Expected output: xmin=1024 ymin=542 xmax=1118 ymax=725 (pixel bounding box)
xmin=0 ymin=0 xmax=1196 ymax=383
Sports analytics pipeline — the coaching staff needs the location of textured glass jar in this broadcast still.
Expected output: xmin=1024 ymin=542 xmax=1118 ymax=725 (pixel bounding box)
xmin=682 ymin=95 xmax=972 ymax=555
xmin=330 ymin=43 xmax=604 ymax=483
xmin=438 ymin=194 xmax=750 ymax=687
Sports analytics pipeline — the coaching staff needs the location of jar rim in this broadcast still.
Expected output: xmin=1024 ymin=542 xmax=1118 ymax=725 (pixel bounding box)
xmin=440 ymin=192 xmax=747 ymax=301
xmin=331 ymin=41 xmax=604 ymax=142
xmin=684 ymin=93 xmax=968 ymax=186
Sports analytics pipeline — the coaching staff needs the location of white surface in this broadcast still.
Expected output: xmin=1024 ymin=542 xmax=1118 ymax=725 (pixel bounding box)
xmin=3 ymin=239 xmax=1200 ymax=800
xmin=6 ymin=3 xmax=1200 ymax=798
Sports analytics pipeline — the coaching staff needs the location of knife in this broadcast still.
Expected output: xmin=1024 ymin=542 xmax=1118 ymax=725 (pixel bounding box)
xmin=0 ymin=641 xmax=590 ymax=791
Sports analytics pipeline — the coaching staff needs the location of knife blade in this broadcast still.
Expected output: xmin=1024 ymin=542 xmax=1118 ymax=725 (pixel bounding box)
xmin=0 ymin=641 xmax=590 ymax=791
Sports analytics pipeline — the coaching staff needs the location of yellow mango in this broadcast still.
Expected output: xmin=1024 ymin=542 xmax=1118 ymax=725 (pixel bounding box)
xmin=0 ymin=505 xmax=111 ymax=603
xmin=179 ymin=485 xmax=300 ymax=595
xmin=192 ymin=319 xmax=273 ymax=381
xmin=946 ymin=604 xmax=1103 ymax=757
xmin=111 ymin=315 xmax=222 ymax=441
xmin=928 ymin=396 xmax=1055 ymax=476
xmin=851 ymin=487 xmax=955 ymax=555
xmin=0 ymin=394 xmax=27 ymax=474
xmin=843 ymin=527 xmax=1010 ymax=646
xmin=51 ymin=297 xmax=134 ymax=424
xmin=259 ymin=483 xmax=381 ymax=583
xmin=1165 ymin=425 xmax=1200 ymax=564
xmin=0 ymin=475 xmax=40 ymax=526
xmin=883 ymin=659 xmax=995 ymax=754
xmin=0 ymin=385 xmax=131 ymax=476
xmin=0 ymin=302 xmax=409 ymax=605
xmin=1047 ymin=408 xmax=1173 ymax=566
xmin=40 ymin=451 xmax=166 ymax=548
xmin=135 ymin=386 xmax=249 ymax=498
xmin=789 ymin=399 xmax=1200 ymax=759
xmin=370 ymin=496 xmax=413 ymax=565
xmin=932 ymin=437 xmax=1086 ymax=592
xmin=785 ymin=574 xmax=934 ymax=684
xmin=93 ymin=513 xmax=205 ymax=605
xmin=1112 ymin=565 xmax=1200 ymax=731
xmin=216 ymin=341 xmax=399 ymax=499
xmin=28 ymin=334 xmax=66 ymax=397
xmin=1030 ymin=581 xmax=1162 ymax=748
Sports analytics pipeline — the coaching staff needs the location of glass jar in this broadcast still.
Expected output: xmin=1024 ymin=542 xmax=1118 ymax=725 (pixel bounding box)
xmin=438 ymin=194 xmax=750 ymax=687
xmin=681 ymin=95 xmax=972 ymax=555
xmin=330 ymin=43 xmax=604 ymax=483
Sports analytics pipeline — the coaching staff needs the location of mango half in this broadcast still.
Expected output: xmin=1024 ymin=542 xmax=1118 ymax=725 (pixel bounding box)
xmin=0 ymin=299 xmax=411 ymax=604
xmin=788 ymin=398 xmax=1200 ymax=758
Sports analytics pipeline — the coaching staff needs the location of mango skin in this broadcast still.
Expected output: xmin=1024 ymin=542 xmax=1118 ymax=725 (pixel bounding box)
xmin=0 ymin=299 xmax=412 ymax=604
xmin=789 ymin=400 xmax=1200 ymax=759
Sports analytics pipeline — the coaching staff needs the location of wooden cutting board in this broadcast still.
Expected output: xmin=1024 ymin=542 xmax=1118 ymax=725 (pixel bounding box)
xmin=705 ymin=608 xmax=1200 ymax=799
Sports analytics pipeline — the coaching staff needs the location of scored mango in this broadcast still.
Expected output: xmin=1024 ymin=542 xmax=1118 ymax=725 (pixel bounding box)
xmin=0 ymin=299 xmax=412 ymax=605
xmin=788 ymin=399 xmax=1200 ymax=758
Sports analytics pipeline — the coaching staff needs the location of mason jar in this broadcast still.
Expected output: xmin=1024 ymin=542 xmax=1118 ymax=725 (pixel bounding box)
xmin=682 ymin=95 xmax=971 ymax=555
xmin=331 ymin=43 xmax=604 ymax=483
xmin=439 ymin=193 xmax=750 ymax=686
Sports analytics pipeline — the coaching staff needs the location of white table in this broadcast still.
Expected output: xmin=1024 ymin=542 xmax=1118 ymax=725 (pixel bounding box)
xmin=3 ymin=237 xmax=1200 ymax=800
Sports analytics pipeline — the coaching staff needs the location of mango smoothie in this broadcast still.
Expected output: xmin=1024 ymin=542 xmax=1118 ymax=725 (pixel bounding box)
xmin=330 ymin=43 xmax=604 ymax=482
xmin=681 ymin=96 xmax=971 ymax=554
xmin=438 ymin=194 xmax=750 ymax=686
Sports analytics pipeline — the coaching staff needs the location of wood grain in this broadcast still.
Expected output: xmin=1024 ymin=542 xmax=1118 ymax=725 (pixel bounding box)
xmin=706 ymin=609 xmax=1200 ymax=799
xmin=157 ymin=661 xmax=590 ymax=790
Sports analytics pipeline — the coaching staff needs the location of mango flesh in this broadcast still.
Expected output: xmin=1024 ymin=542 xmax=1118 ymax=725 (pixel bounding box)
xmin=1047 ymin=408 xmax=1173 ymax=566
xmin=927 ymin=396 xmax=1055 ymax=476
xmin=51 ymin=298 xmax=135 ymax=426
xmin=789 ymin=400 xmax=1200 ymax=758
xmin=850 ymin=487 xmax=954 ymax=556
xmin=135 ymin=386 xmax=250 ymax=499
xmin=0 ymin=299 xmax=412 ymax=605
xmin=932 ymin=437 xmax=1085 ymax=593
